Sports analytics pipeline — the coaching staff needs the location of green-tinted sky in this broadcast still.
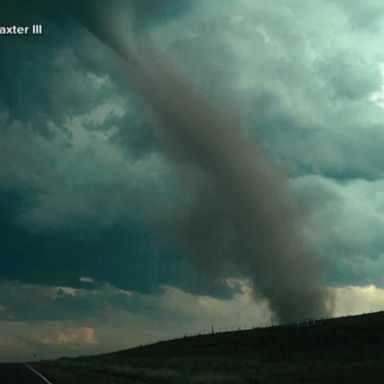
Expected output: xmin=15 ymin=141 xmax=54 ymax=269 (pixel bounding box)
xmin=2 ymin=0 xmax=384 ymax=361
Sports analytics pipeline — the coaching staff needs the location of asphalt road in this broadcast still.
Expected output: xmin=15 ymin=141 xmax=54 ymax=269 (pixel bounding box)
xmin=0 ymin=363 xmax=54 ymax=384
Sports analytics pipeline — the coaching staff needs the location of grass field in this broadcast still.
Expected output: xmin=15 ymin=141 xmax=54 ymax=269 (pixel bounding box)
xmin=38 ymin=311 xmax=384 ymax=383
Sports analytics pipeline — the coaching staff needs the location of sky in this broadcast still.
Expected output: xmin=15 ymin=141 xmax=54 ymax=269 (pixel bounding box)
xmin=2 ymin=0 xmax=384 ymax=361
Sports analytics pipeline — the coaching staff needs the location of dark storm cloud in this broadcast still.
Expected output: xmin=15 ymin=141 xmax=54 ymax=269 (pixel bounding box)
xmin=2 ymin=0 xmax=384 ymax=324
xmin=0 ymin=188 xmax=194 ymax=293
xmin=0 ymin=0 xmax=205 ymax=298
xmin=0 ymin=280 xmax=232 ymax=323
xmin=0 ymin=281 xmax=144 ymax=321
xmin=0 ymin=1 xmax=79 ymax=135
xmin=63 ymin=0 xmax=331 ymax=321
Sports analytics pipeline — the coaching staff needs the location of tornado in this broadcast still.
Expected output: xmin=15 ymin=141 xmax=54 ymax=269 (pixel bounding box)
xmin=66 ymin=0 xmax=331 ymax=322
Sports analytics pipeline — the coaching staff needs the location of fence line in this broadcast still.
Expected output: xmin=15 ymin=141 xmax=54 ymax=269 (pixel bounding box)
xmin=149 ymin=311 xmax=377 ymax=347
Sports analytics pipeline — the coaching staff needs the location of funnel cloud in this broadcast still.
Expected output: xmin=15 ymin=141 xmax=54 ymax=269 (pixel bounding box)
xmin=61 ymin=0 xmax=332 ymax=322
xmin=2 ymin=0 xmax=384 ymax=361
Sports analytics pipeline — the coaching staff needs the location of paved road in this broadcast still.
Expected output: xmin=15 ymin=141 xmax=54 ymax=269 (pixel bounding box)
xmin=0 ymin=363 xmax=54 ymax=383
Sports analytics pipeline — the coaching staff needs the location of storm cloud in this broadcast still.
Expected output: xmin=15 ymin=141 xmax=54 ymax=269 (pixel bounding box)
xmin=1 ymin=0 xmax=384 ymax=357
xmin=56 ymin=0 xmax=330 ymax=322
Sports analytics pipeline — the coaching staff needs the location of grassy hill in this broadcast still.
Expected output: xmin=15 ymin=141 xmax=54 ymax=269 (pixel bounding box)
xmin=39 ymin=311 xmax=384 ymax=383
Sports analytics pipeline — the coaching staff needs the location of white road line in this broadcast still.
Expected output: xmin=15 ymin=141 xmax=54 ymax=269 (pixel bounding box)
xmin=24 ymin=363 xmax=54 ymax=384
